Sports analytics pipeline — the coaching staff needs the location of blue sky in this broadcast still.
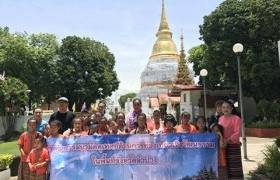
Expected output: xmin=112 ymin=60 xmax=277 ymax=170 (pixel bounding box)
xmin=0 ymin=0 xmax=224 ymax=96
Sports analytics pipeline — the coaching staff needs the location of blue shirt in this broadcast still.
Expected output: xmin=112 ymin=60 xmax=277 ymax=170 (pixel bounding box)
xmin=36 ymin=119 xmax=48 ymax=134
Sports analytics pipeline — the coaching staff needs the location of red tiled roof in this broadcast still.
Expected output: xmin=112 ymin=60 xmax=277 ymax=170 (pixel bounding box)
xmin=158 ymin=93 xmax=180 ymax=104
xmin=170 ymin=84 xmax=236 ymax=96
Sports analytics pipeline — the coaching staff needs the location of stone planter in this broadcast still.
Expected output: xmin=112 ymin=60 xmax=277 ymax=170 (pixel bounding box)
xmin=0 ymin=168 xmax=10 ymax=180
xmin=246 ymin=128 xmax=280 ymax=138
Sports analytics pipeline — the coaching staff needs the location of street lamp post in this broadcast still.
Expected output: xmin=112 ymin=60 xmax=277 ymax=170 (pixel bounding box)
xmin=98 ymin=88 xmax=103 ymax=100
xmin=200 ymin=69 xmax=208 ymax=118
xmin=26 ymin=89 xmax=32 ymax=115
xmin=233 ymin=43 xmax=248 ymax=159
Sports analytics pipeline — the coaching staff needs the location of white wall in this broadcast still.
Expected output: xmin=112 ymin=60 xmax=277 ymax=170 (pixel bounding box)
xmin=180 ymin=89 xmax=257 ymax=121
xmin=0 ymin=113 xmax=52 ymax=137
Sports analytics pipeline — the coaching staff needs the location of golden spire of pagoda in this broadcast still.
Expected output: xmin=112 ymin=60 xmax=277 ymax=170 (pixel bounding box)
xmin=150 ymin=0 xmax=179 ymax=60
xmin=175 ymin=33 xmax=193 ymax=85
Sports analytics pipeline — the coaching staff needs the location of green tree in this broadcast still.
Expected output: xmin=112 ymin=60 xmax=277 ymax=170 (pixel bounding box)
xmin=0 ymin=77 xmax=28 ymax=140
xmin=0 ymin=27 xmax=60 ymax=107
xmin=56 ymin=36 xmax=119 ymax=111
xmin=27 ymin=33 xmax=60 ymax=107
xmin=0 ymin=77 xmax=28 ymax=114
xmin=118 ymin=93 xmax=137 ymax=109
xmin=189 ymin=0 xmax=280 ymax=102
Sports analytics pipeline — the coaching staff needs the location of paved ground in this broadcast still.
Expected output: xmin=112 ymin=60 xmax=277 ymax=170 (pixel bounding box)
xmin=241 ymin=137 xmax=275 ymax=180
xmin=10 ymin=137 xmax=276 ymax=180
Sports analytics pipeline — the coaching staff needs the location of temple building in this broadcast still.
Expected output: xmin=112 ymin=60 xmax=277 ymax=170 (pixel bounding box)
xmin=134 ymin=1 xmax=257 ymax=120
xmin=137 ymin=0 xmax=182 ymax=113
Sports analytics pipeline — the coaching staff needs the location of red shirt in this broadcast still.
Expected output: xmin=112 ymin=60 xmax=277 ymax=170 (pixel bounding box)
xmin=27 ymin=147 xmax=49 ymax=174
xmin=18 ymin=132 xmax=41 ymax=162
xmin=218 ymin=115 xmax=241 ymax=144
xmin=69 ymin=131 xmax=88 ymax=137
xmin=163 ymin=128 xmax=177 ymax=134
xmin=176 ymin=124 xmax=197 ymax=133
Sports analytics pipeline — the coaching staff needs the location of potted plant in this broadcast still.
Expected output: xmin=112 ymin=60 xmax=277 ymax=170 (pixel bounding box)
xmin=0 ymin=154 xmax=13 ymax=180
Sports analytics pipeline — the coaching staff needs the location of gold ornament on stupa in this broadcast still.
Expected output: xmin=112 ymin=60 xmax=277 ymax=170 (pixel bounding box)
xmin=150 ymin=0 xmax=179 ymax=60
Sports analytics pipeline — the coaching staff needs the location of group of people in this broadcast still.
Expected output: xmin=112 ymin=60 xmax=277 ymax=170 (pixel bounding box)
xmin=17 ymin=97 xmax=244 ymax=180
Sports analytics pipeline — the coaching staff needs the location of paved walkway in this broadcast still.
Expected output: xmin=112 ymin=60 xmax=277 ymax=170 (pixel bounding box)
xmin=241 ymin=137 xmax=275 ymax=180
xmin=11 ymin=137 xmax=276 ymax=180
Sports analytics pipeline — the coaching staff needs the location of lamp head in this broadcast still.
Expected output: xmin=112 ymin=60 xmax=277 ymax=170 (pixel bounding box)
xmin=200 ymin=69 xmax=208 ymax=77
xmin=233 ymin=43 xmax=244 ymax=53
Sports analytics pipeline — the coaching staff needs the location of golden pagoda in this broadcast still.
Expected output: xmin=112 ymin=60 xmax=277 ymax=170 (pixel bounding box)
xmin=138 ymin=0 xmax=181 ymax=108
xmin=150 ymin=0 xmax=179 ymax=60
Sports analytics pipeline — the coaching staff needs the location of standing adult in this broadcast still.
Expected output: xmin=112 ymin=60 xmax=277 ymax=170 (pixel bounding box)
xmin=97 ymin=100 xmax=112 ymax=120
xmin=218 ymin=100 xmax=243 ymax=180
xmin=176 ymin=112 xmax=197 ymax=133
xmin=125 ymin=98 xmax=153 ymax=132
xmin=33 ymin=107 xmax=48 ymax=134
xmin=48 ymin=97 xmax=75 ymax=134
xmin=208 ymin=100 xmax=223 ymax=131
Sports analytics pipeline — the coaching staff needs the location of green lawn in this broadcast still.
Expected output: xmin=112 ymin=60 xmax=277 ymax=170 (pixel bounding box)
xmin=0 ymin=140 xmax=20 ymax=156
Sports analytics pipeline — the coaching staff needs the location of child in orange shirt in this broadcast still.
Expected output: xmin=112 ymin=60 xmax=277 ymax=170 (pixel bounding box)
xmin=210 ymin=123 xmax=227 ymax=180
xmin=108 ymin=120 xmax=123 ymax=134
xmin=18 ymin=117 xmax=41 ymax=180
xmin=195 ymin=116 xmax=208 ymax=133
xmin=176 ymin=112 xmax=197 ymax=133
xmin=63 ymin=117 xmax=88 ymax=137
xmin=27 ymin=135 xmax=50 ymax=180
xmin=49 ymin=120 xmax=64 ymax=138
xmin=163 ymin=114 xmax=177 ymax=133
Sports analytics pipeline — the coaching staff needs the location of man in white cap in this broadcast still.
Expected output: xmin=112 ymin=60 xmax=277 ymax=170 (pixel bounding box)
xmin=48 ymin=97 xmax=75 ymax=134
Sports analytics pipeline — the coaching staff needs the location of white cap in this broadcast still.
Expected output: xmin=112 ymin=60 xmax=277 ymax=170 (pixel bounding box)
xmin=57 ymin=97 xmax=68 ymax=102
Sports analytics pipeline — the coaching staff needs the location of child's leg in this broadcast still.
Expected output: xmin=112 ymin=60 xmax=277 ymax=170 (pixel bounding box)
xmin=218 ymin=166 xmax=228 ymax=180
xmin=29 ymin=172 xmax=46 ymax=180
xmin=17 ymin=160 xmax=31 ymax=180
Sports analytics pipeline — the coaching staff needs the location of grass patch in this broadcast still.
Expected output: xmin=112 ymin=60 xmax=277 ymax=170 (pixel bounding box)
xmin=0 ymin=140 xmax=19 ymax=156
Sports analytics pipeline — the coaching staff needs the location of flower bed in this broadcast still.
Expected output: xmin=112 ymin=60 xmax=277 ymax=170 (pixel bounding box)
xmin=0 ymin=154 xmax=13 ymax=180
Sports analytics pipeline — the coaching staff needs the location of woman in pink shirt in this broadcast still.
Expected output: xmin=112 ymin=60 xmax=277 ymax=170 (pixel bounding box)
xmin=218 ymin=100 xmax=244 ymax=180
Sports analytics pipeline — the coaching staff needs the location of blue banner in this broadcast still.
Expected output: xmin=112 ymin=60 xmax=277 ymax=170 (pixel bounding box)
xmin=47 ymin=133 xmax=218 ymax=180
